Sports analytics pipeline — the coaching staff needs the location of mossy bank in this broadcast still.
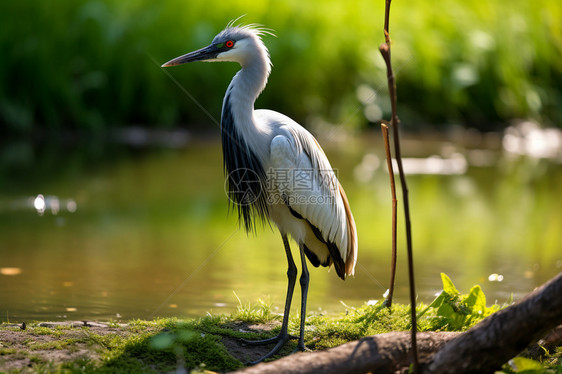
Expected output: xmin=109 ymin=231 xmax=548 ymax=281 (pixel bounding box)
xmin=1 ymin=275 xmax=560 ymax=373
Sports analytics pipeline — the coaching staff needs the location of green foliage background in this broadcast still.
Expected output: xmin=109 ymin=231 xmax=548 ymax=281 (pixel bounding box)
xmin=1 ymin=0 xmax=561 ymax=135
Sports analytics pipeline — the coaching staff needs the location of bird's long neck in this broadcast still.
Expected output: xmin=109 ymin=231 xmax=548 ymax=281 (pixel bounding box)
xmin=222 ymin=49 xmax=270 ymax=136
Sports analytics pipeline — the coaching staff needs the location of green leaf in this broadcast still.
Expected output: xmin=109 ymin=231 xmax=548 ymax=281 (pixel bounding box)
xmin=440 ymin=273 xmax=459 ymax=296
xmin=437 ymin=303 xmax=455 ymax=319
xmin=149 ymin=332 xmax=175 ymax=350
xmin=464 ymin=285 xmax=486 ymax=314
xmin=428 ymin=292 xmax=446 ymax=308
xmin=508 ymin=357 xmax=543 ymax=372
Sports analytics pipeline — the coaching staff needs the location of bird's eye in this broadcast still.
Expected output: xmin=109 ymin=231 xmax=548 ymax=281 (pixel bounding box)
xmin=225 ymin=40 xmax=234 ymax=48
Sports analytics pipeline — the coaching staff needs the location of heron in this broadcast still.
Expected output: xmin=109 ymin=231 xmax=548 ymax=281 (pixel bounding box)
xmin=162 ymin=21 xmax=357 ymax=363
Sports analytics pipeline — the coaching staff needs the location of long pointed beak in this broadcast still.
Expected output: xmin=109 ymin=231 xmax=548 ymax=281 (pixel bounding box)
xmin=161 ymin=44 xmax=219 ymax=67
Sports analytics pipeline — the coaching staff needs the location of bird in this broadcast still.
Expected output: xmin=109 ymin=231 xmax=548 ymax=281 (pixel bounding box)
xmin=162 ymin=21 xmax=357 ymax=363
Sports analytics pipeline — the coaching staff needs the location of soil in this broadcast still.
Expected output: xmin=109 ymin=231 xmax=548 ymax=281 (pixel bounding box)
xmin=0 ymin=321 xmax=281 ymax=372
xmin=220 ymin=321 xmax=284 ymax=364
xmin=0 ymin=322 xmax=131 ymax=371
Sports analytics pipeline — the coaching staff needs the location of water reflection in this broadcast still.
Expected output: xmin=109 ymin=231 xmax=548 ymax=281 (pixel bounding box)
xmin=30 ymin=194 xmax=77 ymax=216
xmin=0 ymin=267 xmax=22 ymax=276
xmin=503 ymin=121 xmax=562 ymax=160
xmin=0 ymin=135 xmax=560 ymax=322
xmin=354 ymin=152 xmax=468 ymax=178
xmin=398 ymin=154 xmax=467 ymax=175
xmin=487 ymin=273 xmax=504 ymax=282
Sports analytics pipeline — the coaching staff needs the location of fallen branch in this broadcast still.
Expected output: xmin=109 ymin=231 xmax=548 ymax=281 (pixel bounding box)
xmin=234 ymin=331 xmax=459 ymax=374
xmin=525 ymin=324 xmax=562 ymax=360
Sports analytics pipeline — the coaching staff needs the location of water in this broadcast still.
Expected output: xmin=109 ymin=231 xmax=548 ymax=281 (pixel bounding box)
xmin=1 ymin=132 xmax=561 ymax=322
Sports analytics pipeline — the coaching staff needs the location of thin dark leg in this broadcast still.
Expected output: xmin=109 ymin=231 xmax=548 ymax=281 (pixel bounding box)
xmin=296 ymin=244 xmax=310 ymax=351
xmin=241 ymin=233 xmax=298 ymax=364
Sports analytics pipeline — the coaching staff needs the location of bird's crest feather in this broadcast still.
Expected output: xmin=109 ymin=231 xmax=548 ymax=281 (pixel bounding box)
xmin=224 ymin=16 xmax=276 ymax=39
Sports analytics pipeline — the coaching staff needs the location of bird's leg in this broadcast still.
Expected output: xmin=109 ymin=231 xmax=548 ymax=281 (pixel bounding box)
xmin=275 ymin=234 xmax=298 ymax=341
xmin=240 ymin=234 xmax=298 ymax=363
xmin=296 ymin=244 xmax=310 ymax=352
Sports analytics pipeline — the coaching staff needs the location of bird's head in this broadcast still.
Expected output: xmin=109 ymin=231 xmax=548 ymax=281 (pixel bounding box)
xmin=162 ymin=22 xmax=273 ymax=69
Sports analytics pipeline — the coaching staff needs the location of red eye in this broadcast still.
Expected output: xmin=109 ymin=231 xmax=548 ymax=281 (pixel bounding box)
xmin=225 ymin=40 xmax=234 ymax=48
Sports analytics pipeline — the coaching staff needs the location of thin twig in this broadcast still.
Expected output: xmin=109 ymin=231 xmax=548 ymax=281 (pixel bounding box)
xmin=381 ymin=124 xmax=397 ymax=307
xmin=379 ymin=0 xmax=419 ymax=371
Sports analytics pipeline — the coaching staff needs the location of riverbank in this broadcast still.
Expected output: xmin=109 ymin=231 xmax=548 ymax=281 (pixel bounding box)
xmin=0 ymin=318 xmax=278 ymax=372
xmin=1 ymin=292 xmax=559 ymax=373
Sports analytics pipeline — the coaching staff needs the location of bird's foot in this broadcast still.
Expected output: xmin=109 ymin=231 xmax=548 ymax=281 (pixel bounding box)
xmin=292 ymin=342 xmax=311 ymax=354
xmin=240 ymin=333 xmax=297 ymax=346
xmin=240 ymin=333 xmax=298 ymax=365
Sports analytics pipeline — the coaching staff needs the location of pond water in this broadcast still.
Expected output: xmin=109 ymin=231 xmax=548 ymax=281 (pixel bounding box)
xmin=1 ymin=130 xmax=561 ymax=322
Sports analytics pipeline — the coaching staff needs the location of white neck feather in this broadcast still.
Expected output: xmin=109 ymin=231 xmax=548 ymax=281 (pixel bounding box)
xmin=223 ymin=40 xmax=271 ymax=137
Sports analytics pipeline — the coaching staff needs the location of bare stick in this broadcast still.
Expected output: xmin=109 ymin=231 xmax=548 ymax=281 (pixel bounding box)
xmin=379 ymin=0 xmax=419 ymax=371
xmin=381 ymin=123 xmax=397 ymax=307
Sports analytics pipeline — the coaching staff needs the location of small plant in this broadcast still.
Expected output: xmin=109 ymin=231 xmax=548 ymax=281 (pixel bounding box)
xmin=149 ymin=328 xmax=197 ymax=351
xmin=418 ymin=273 xmax=500 ymax=331
xmin=231 ymin=292 xmax=276 ymax=323
xmin=107 ymin=319 xmax=120 ymax=328
xmin=147 ymin=321 xmax=243 ymax=372
xmin=500 ymin=357 xmax=547 ymax=373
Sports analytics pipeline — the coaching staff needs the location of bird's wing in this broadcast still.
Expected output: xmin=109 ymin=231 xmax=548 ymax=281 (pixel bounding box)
xmin=268 ymin=124 xmax=357 ymax=277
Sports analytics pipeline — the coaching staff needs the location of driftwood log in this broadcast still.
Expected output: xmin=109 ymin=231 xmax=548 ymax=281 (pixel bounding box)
xmin=525 ymin=325 xmax=562 ymax=359
xmin=234 ymin=331 xmax=460 ymax=374
xmin=233 ymin=272 xmax=562 ymax=374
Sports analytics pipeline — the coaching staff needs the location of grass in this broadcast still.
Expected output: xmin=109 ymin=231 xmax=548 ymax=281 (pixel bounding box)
xmin=231 ymin=292 xmax=276 ymax=324
xmin=0 ymin=275 xmax=559 ymax=373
